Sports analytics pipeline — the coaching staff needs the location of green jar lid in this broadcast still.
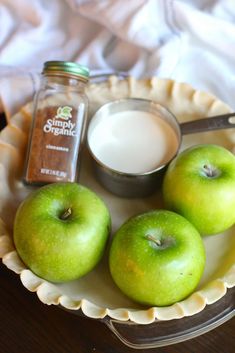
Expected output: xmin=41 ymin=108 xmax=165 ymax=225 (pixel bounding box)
xmin=43 ymin=61 xmax=89 ymax=81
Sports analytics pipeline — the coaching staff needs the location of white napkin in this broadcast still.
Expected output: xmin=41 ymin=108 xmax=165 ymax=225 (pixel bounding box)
xmin=1 ymin=0 xmax=235 ymax=120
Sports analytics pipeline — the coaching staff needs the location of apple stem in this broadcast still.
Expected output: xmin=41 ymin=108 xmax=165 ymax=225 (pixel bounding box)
xmin=146 ymin=234 xmax=161 ymax=246
xmin=203 ymin=164 xmax=217 ymax=178
xmin=60 ymin=207 xmax=72 ymax=220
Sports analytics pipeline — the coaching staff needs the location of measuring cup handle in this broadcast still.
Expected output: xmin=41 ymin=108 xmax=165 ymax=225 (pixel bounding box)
xmin=180 ymin=112 xmax=235 ymax=135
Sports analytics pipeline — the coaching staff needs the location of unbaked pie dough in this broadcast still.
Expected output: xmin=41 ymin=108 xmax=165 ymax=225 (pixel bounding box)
xmin=0 ymin=77 xmax=235 ymax=324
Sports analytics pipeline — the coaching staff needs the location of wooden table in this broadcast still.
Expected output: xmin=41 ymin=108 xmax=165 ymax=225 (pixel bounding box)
xmin=0 ymin=263 xmax=234 ymax=353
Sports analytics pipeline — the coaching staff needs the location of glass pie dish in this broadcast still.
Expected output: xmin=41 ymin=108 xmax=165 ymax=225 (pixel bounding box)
xmin=0 ymin=76 xmax=234 ymax=348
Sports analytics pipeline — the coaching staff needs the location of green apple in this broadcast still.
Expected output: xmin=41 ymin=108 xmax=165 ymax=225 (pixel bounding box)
xmin=109 ymin=210 xmax=205 ymax=307
xmin=14 ymin=182 xmax=111 ymax=282
xmin=163 ymin=144 xmax=235 ymax=236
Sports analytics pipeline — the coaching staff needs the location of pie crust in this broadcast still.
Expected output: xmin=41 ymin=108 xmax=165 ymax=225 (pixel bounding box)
xmin=0 ymin=76 xmax=235 ymax=324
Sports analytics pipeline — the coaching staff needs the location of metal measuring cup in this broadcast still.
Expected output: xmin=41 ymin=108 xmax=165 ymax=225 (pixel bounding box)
xmin=87 ymin=98 xmax=235 ymax=198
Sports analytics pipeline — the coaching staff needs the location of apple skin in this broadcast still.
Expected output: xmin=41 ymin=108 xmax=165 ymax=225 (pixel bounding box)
xmin=162 ymin=144 xmax=235 ymax=236
xmin=13 ymin=182 xmax=111 ymax=282
xmin=109 ymin=210 xmax=205 ymax=307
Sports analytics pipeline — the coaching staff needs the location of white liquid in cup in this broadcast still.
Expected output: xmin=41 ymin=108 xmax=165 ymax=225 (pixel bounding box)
xmin=88 ymin=110 xmax=179 ymax=174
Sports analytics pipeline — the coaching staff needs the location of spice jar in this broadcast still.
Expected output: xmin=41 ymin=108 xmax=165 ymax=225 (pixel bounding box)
xmin=24 ymin=61 xmax=89 ymax=185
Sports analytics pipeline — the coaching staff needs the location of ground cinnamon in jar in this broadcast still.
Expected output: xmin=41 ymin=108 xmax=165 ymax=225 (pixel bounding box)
xmin=24 ymin=61 xmax=89 ymax=185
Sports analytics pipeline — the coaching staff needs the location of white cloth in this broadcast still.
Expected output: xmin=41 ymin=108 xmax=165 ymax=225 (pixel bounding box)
xmin=1 ymin=0 xmax=235 ymax=120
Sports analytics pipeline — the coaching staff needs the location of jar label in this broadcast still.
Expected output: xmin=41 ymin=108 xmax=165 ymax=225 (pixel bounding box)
xmin=43 ymin=106 xmax=77 ymax=136
xmin=24 ymin=104 xmax=84 ymax=184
